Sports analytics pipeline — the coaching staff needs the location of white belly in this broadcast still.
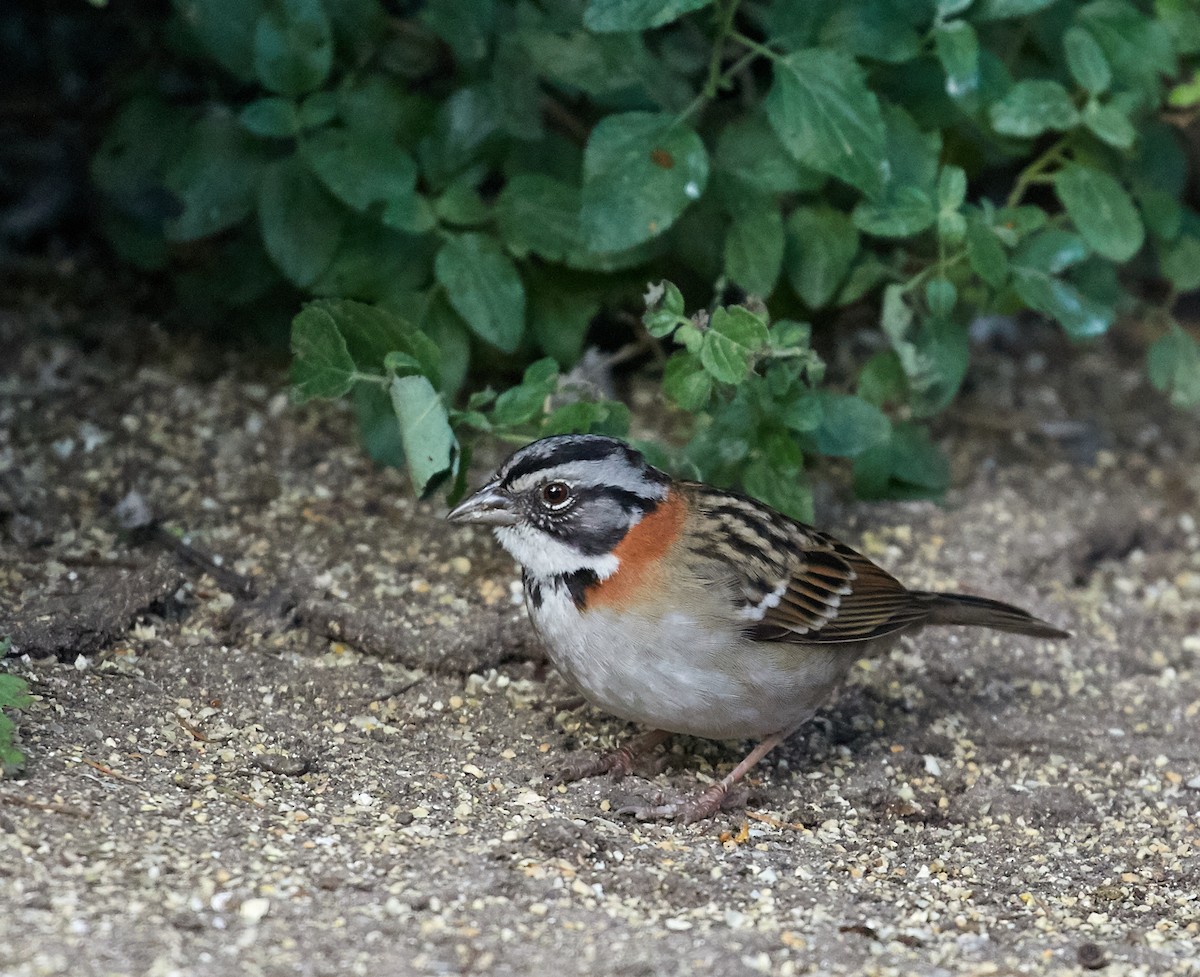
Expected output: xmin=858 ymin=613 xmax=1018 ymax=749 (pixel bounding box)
xmin=527 ymin=585 xmax=854 ymax=740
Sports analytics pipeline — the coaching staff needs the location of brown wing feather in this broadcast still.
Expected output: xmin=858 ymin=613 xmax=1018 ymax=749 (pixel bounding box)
xmin=756 ymin=531 xmax=929 ymax=644
xmin=681 ymin=483 xmax=930 ymax=646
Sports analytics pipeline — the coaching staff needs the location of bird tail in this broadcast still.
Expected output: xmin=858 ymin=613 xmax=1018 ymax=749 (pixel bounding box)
xmin=918 ymin=592 xmax=1071 ymax=639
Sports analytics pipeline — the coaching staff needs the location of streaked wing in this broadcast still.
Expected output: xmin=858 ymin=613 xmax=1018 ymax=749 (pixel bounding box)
xmin=682 ymin=483 xmax=928 ymax=645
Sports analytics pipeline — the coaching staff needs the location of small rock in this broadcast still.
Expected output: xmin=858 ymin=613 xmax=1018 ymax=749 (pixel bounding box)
xmin=239 ymin=898 xmax=270 ymax=925
xmin=1077 ymin=942 xmax=1107 ymax=970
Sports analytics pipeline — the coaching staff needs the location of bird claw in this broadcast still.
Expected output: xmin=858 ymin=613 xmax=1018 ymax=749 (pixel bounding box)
xmin=617 ymin=784 xmax=746 ymax=823
xmin=547 ymin=747 xmax=636 ymax=786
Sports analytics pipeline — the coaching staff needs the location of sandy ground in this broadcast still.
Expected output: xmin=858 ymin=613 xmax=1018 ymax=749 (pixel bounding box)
xmin=1 ymin=286 xmax=1198 ymax=976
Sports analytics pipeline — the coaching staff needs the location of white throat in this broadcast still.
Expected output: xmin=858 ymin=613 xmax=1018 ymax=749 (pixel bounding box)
xmin=494 ymin=524 xmax=620 ymax=580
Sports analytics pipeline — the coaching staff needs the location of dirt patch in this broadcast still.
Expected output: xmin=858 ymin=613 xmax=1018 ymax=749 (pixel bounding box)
xmin=1 ymin=284 xmax=1197 ymax=977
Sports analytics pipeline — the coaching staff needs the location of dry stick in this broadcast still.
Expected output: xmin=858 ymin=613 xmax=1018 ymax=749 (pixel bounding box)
xmin=0 ymin=794 xmax=90 ymax=817
xmin=81 ymin=757 xmax=139 ymax=784
xmin=143 ymin=523 xmax=258 ymax=599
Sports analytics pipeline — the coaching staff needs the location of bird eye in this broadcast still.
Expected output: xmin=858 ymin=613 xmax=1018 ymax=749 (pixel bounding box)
xmin=540 ymin=481 xmax=571 ymax=509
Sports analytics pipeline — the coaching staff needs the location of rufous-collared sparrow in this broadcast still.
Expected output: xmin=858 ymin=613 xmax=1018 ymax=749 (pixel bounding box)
xmin=447 ymin=434 xmax=1069 ymax=823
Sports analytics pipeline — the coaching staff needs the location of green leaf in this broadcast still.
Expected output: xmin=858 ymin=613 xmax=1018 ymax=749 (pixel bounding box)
xmin=253 ymin=0 xmax=332 ymax=96
xmin=1082 ymin=99 xmax=1137 ymax=149
xmin=1055 ymin=164 xmax=1145 ymax=262
xmin=433 ymin=171 xmax=490 ymax=228
xmin=852 ymin=186 xmax=936 ymax=238
xmin=1170 ymin=71 xmax=1200 ymax=108
xmin=0 ymin=710 xmax=27 ymax=776
xmin=171 ymin=0 xmax=262 ymax=81
xmin=765 ymin=48 xmax=887 ymax=197
xmin=338 ymin=77 xmax=432 ymax=141
xmin=302 ymin=127 xmax=419 ymax=212
xmin=934 ymin=20 xmax=980 ymax=99
xmin=1160 ymin=234 xmax=1200 ymax=292
xmin=381 ymin=191 xmax=436 ymax=235
xmin=976 ymin=0 xmax=1059 ymax=18
xmin=493 ymin=35 xmax=544 ymax=140
xmin=258 ymin=156 xmax=344 ymax=287
xmin=520 ymin=30 xmax=689 ymax=108
xmin=852 ymin=105 xmax=940 ymax=237
xmin=583 ymin=0 xmax=712 ymax=32
xmin=989 ymin=80 xmax=1079 ymax=138
xmin=239 ymin=97 xmax=299 ymax=137
xmin=165 ymin=112 xmax=264 ymax=242
xmin=541 ymin=400 xmax=630 ymax=437
xmin=813 ymin=394 xmax=891 ymax=457
xmin=383 ymin=352 xmax=422 ymax=375
xmin=496 ymin=174 xmax=582 ymax=262
xmin=390 ymin=375 xmax=456 ymax=496
xmin=1157 ymin=0 xmax=1200 ymax=57
xmin=305 ymin=297 xmax=440 ymax=386
xmin=784 ymin=207 xmax=859 ymax=308
xmin=0 ymin=673 xmax=32 ymax=710
xmin=699 ymin=306 xmax=770 ymax=384
xmin=1147 ymin=324 xmax=1200 ymax=407
xmin=311 ymin=222 xmax=434 ymax=301
xmin=353 ymin=381 xmax=405 ymax=468
xmin=580 ymin=113 xmax=709 ymax=252
xmin=966 ymin=215 xmax=1010 ymax=288
xmin=819 ymin=0 xmax=923 ymax=64
xmin=912 ymin=315 xmax=970 ymax=416
xmin=420 ymin=0 xmax=495 ymax=65
xmin=715 ymin=114 xmax=825 ymax=195
xmin=775 ymin=389 xmax=823 ymax=433
xmin=528 ymin=273 xmax=600 ymax=367
xmin=724 ymin=196 xmax=784 ymax=297
xmin=858 ymin=351 xmax=908 ymax=406
xmin=1139 ymin=189 xmax=1182 ymax=241
xmin=290 ymin=302 xmax=358 ymax=401
xmin=643 ymin=280 xmax=687 ymax=338
xmin=925 ymin=278 xmax=957 ymax=317
xmin=936 ymin=0 xmax=973 ymax=15
xmin=417 ymin=293 xmax=472 ymax=394
xmin=938 ymin=167 xmax=968 ymax=210
xmin=491 ymin=358 xmax=559 ymax=427
xmin=662 ymin=354 xmax=713 ymax=410
xmin=1012 ymin=264 xmax=1113 ymax=339
xmin=1064 ymin=26 xmax=1111 ymax=94
xmin=1079 ymin=0 xmax=1175 ymax=102
xmin=434 ymin=233 xmax=526 ymax=353
xmin=1017 ymin=229 xmax=1091 ymax=273
xmin=742 ymin=457 xmax=813 ymax=522
xmin=882 ymin=282 xmax=914 ymax=341
xmin=828 ymin=254 xmax=877 ymax=307
xmin=298 ymin=90 xmax=338 ymax=128
xmin=1129 ymin=123 xmax=1188 ymax=199
xmin=419 ymin=86 xmax=499 ymax=185
xmin=854 ymin=423 xmax=950 ymax=499
xmin=993 ymin=205 xmax=1050 ymax=244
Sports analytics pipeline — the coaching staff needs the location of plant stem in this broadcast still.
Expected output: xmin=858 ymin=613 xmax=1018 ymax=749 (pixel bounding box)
xmin=1005 ymin=139 xmax=1068 ymax=208
xmin=676 ymin=8 xmax=756 ymax=125
xmin=730 ymin=30 xmax=780 ymax=63
xmin=705 ymin=0 xmax=743 ymax=98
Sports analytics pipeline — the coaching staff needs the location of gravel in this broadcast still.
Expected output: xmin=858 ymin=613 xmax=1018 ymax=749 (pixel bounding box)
xmin=1 ymin=289 xmax=1197 ymax=976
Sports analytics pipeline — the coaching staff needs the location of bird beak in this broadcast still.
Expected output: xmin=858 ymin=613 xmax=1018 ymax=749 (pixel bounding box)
xmin=445 ymin=482 xmax=518 ymax=526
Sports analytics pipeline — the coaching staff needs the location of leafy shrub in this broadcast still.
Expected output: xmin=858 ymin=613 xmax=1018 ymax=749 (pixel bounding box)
xmin=0 ymin=651 xmax=32 ymax=777
xmin=94 ymin=0 xmax=1200 ymax=510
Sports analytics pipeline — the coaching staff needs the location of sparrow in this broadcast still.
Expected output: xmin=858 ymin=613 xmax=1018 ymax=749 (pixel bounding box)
xmin=447 ymin=434 xmax=1069 ymax=823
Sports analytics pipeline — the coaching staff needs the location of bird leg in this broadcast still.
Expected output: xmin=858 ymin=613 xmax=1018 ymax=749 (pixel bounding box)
xmin=549 ymin=728 xmax=671 ymax=785
xmin=619 ymin=728 xmax=791 ymax=823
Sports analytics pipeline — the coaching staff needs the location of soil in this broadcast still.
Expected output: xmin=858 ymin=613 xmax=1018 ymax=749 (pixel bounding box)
xmin=1 ymin=277 xmax=1198 ymax=977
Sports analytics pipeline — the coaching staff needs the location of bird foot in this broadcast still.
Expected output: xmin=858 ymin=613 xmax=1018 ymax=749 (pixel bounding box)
xmin=547 ymin=729 xmax=670 ymax=786
xmin=618 ymin=784 xmax=749 ymax=823
xmin=548 ymin=745 xmax=638 ymax=785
